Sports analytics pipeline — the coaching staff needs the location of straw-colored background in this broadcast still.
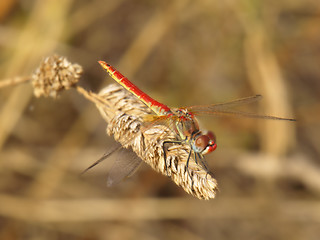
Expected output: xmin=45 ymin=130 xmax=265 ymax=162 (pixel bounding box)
xmin=0 ymin=0 xmax=319 ymax=239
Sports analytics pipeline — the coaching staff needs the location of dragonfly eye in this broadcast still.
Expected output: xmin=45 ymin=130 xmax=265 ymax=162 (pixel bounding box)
xmin=194 ymin=131 xmax=217 ymax=154
xmin=206 ymin=131 xmax=216 ymax=142
xmin=195 ymin=135 xmax=210 ymax=151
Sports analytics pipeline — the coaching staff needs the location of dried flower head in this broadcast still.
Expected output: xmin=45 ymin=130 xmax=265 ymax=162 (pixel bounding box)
xmin=32 ymin=55 xmax=83 ymax=98
xmin=96 ymin=84 xmax=218 ymax=200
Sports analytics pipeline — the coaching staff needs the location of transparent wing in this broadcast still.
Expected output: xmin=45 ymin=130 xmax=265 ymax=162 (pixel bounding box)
xmin=81 ymin=144 xmax=123 ymax=175
xmin=185 ymin=95 xmax=295 ymax=121
xmin=107 ymin=148 xmax=142 ymax=187
xmin=186 ymin=95 xmax=263 ymax=111
xmin=81 ymin=144 xmax=142 ymax=186
xmin=190 ymin=109 xmax=296 ymax=121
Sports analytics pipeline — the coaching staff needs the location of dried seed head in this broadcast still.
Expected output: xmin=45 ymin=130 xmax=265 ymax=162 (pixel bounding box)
xmin=32 ymin=55 xmax=83 ymax=98
xmin=96 ymin=84 xmax=218 ymax=200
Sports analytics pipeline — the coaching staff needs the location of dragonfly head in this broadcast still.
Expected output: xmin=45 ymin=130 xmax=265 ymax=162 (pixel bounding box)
xmin=193 ymin=131 xmax=217 ymax=155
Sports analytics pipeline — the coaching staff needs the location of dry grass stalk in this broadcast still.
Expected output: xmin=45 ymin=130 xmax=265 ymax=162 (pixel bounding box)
xmin=96 ymin=84 xmax=218 ymax=200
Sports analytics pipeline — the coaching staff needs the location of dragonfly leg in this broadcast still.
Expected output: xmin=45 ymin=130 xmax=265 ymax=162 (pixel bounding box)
xmin=195 ymin=153 xmax=215 ymax=184
xmin=163 ymin=140 xmax=183 ymax=176
xmin=185 ymin=149 xmax=195 ymax=189
xmin=193 ymin=151 xmax=198 ymax=165
xmin=185 ymin=149 xmax=193 ymax=179
xmin=197 ymin=153 xmax=209 ymax=170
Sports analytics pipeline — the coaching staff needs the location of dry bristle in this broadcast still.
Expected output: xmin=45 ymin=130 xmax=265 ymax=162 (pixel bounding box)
xmin=96 ymin=84 xmax=218 ymax=200
xmin=32 ymin=55 xmax=83 ymax=98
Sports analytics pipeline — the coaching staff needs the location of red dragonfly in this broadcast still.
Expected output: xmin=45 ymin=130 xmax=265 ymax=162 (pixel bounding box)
xmin=86 ymin=61 xmax=295 ymax=185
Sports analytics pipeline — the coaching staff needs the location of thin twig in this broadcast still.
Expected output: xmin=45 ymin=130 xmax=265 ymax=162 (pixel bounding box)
xmin=75 ymin=85 xmax=112 ymax=108
xmin=0 ymin=76 xmax=30 ymax=89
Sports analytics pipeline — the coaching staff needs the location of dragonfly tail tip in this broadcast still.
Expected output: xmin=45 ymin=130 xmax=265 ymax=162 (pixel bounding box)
xmin=98 ymin=60 xmax=104 ymax=65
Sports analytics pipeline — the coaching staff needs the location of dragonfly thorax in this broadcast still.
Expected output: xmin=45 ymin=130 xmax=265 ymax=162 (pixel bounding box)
xmin=174 ymin=109 xmax=200 ymax=139
xmin=174 ymin=109 xmax=217 ymax=155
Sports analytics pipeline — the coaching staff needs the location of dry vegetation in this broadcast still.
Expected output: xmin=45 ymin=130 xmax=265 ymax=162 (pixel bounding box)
xmin=0 ymin=0 xmax=320 ymax=239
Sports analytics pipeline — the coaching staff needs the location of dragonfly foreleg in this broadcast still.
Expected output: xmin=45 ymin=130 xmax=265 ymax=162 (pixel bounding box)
xmin=163 ymin=140 xmax=183 ymax=176
xmin=185 ymin=149 xmax=194 ymax=188
xmin=195 ymin=153 xmax=215 ymax=183
xmin=196 ymin=152 xmax=209 ymax=170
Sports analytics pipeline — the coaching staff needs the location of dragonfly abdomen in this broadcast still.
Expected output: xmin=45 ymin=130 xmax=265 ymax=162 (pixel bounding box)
xmin=99 ymin=61 xmax=172 ymax=116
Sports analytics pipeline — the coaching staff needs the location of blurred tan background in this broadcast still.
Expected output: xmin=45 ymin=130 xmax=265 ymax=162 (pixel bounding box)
xmin=0 ymin=0 xmax=319 ymax=239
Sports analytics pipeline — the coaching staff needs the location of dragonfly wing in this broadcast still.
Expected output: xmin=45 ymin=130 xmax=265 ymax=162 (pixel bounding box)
xmin=107 ymin=148 xmax=143 ymax=187
xmin=186 ymin=95 xmax=263 ymax=111
xmin=81 ymin=144 xmax=123 ymax=175
xmin=185 ymin=95 xmax=295 ymax=121
xmin=191 ymin=109 xmax=296 ymax=121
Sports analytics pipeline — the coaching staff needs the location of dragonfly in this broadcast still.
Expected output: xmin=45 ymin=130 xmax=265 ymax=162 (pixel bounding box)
xmin=85 ymin=61 xmax=295 ymax=185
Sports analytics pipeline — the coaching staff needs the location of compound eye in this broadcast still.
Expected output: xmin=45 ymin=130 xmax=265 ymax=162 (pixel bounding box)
xmin=206 ymin=131 xmax=216 ymax=142
xmin=195 ymin=135 xmax=210 ymax=151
